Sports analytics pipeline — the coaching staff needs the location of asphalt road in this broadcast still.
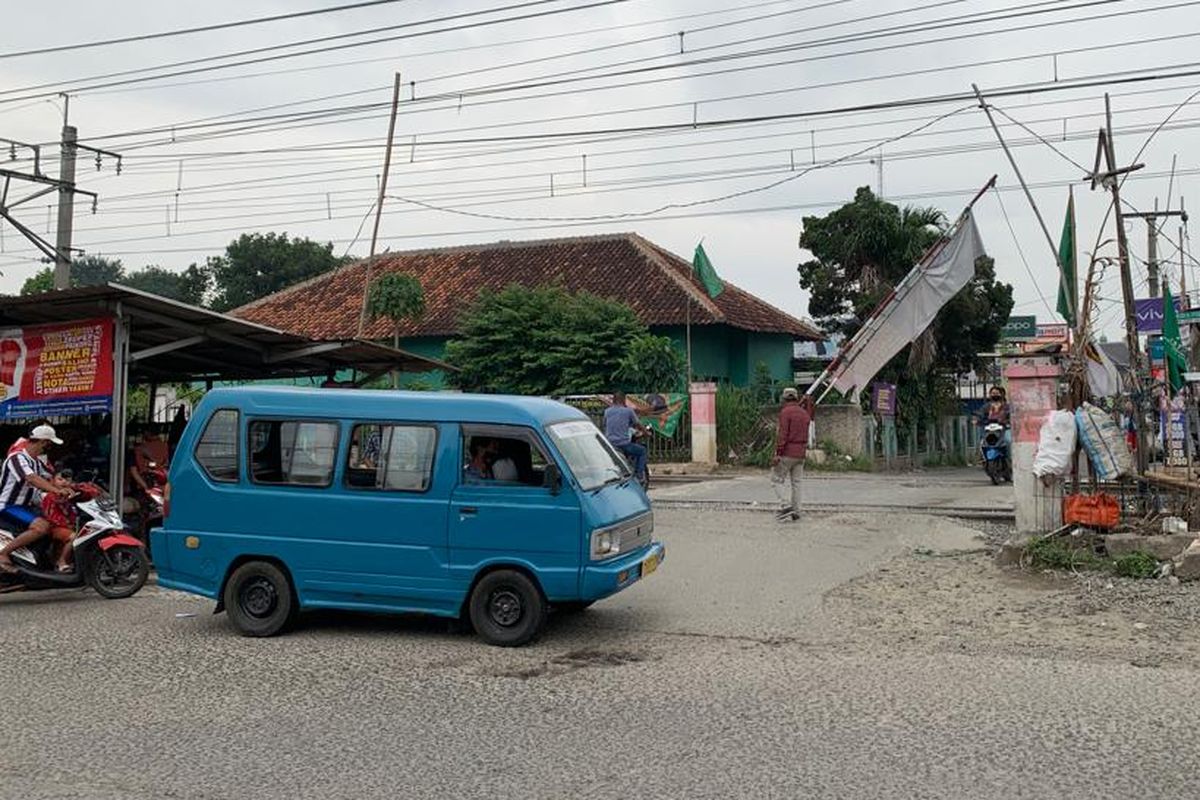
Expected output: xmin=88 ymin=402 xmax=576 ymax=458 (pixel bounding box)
xmin=2 ymin=509 xmax=1197 ymax=800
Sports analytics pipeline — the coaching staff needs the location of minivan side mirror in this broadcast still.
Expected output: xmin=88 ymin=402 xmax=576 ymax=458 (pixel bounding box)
xmin=544 ymin=463 xmax=562 ymax=495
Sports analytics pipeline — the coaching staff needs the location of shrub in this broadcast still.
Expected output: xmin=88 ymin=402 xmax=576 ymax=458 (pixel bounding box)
xmin=1113 ymin=551 xmax=1159 ymax=579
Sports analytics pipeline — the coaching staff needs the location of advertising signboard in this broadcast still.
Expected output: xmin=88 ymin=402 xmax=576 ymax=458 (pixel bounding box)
xmin=871 ymin=382 xmax=897 ymax=417
xmin=0 ymin=318 xmax=114 ymax=419
xmin=1001 ymin=315 xmax=1037 ymax=340
xmin=1135 ymin=297 xmax=1182 ymax=333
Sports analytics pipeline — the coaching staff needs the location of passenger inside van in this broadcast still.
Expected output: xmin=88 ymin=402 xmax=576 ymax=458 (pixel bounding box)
xmin=462 ymin=436 xmax=546 ymax=487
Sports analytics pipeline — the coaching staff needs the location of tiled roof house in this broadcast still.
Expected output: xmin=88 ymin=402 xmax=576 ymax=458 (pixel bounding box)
xmin=235 ymin=233 xmax=820 ymax=387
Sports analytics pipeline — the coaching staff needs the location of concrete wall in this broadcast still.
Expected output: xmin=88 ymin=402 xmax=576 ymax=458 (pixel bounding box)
xmin=815 ymin=404 xmax=865 ymax=457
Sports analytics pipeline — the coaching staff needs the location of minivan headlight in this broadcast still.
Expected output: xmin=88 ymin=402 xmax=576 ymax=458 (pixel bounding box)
xmin=591 ymin=527 xmax=619 ymax=559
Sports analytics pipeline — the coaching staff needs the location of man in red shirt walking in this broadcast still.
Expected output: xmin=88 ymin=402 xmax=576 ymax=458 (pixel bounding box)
xmin=772 ymin=388 xmax=812 ymax=522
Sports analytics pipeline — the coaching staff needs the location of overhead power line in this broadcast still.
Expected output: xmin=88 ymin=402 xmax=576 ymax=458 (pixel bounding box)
xmin=0 ymin=0 xmax=631 ymax=104
xmin=80 ymin=0 xmax=1200 ymax=154
xmin=0 ymin=0 xmax=414 ymax=60
xmin=68 ymin=0 xmax=824 ymax=100
xmin=8 ymin=166 xmax=1191 ymax=262
xmin=72 ymin=78 xmax=1200 ymax=178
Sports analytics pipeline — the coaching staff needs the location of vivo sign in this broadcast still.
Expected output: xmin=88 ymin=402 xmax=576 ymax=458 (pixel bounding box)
xmin=1134 ymin=297 xmax=1181 ymax=333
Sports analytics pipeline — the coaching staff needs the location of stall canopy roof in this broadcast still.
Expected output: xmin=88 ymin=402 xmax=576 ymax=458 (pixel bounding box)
xmin=0 ymin=284 xmax=452 ymax=383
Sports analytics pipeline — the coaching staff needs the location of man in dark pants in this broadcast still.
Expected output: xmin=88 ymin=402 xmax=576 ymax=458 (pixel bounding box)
xmin=603 ymin=391 xmax=649 ymax=484
xmin=772 ymin=389 xmax=812 ymax=522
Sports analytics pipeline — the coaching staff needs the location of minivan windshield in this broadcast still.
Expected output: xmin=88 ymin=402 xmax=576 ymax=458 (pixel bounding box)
xmin=546 ymin=420 xmax=632 ymax=491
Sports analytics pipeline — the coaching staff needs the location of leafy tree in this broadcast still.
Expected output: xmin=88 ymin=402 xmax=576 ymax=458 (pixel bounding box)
xmin=367 ymin=272 xmax=426 ymax=388
xmin=613 ymin=333 xmax=687 ymax=393
xmin=206 ymin=232 xmax=344 ymax=311
xmin=367 ymin=272 xmax=426 ymax=348
xmin=121 ymin=264 xmax=210 ymax=305
xmin=20 ymin=255 xmax=125 ymax=295
xmin=798 ymin=187 xmax=1013 ymax=427
xmin=19 ymin=270 xmax=53 ymax=295
xmin=445 ymin=285 xmax=647 ymax=395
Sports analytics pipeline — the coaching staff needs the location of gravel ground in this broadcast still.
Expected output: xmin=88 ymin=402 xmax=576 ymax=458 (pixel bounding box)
xmin=820 ymin=517 xmax=1200 ymax=668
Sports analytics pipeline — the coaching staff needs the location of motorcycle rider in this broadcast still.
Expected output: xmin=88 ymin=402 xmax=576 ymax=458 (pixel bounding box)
xmin=603 ymin=391 xmax=649 ymax=485
xmin=0 ymin=425 xmax=73 ymax=573
xmin=978 ymin=386 xmax=1011 ymax=442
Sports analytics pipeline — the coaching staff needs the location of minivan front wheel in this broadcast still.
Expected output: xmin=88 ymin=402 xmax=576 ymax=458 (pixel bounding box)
xmin=468 ymin=569 xmax=546 ymax=647
xmin=224 ymin=561 xmax=296 ymax=637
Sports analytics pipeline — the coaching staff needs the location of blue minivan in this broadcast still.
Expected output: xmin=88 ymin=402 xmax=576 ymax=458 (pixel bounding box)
xmin=151 ymin=387 xmax=664 ymax=646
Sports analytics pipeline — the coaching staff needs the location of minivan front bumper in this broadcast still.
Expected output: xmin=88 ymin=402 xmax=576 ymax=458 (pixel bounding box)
xmin=581 ymin=541 xmax=665 ymax=601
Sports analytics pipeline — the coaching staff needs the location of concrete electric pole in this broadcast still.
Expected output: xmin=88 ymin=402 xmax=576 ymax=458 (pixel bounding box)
xmin=53 ymin=124 xmax=77 ymax=290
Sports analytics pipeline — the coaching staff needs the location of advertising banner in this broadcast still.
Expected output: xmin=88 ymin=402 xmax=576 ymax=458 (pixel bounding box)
xmin=1135 ymin=297 xmax=1182 ymax=333
xmin=871 ymin=382 xmax=897 ymax=417
xmin=1162 ymin=399 xmax=1189 ymax=467
xmin=0 ymin=318 xmax=114 ymax=419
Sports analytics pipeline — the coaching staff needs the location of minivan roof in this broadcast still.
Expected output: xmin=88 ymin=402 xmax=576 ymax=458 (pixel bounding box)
xmin=198 ymin=386 xmax=590 ymax=427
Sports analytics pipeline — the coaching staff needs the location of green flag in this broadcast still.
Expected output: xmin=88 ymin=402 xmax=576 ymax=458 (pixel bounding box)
xmin=692 ymin=243 xmax=724 ymax=299
xmin=1163 ymin=283 xmax=1187 ymax=394
xmin=1056 ymin=189 xmax=1077 ymax=328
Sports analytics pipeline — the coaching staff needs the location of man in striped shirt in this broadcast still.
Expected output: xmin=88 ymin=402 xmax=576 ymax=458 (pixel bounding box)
xmin=0 ymin=425 xmax=72 ymax=573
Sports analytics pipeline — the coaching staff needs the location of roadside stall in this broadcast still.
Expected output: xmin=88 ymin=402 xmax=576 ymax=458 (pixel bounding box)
xmin=0 ymin=283 xmax=450 ymax=508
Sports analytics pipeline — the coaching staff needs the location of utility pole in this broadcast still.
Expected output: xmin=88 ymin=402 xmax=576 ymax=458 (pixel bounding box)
xmin=1092 ymin=93 xmax=1148 ymax=473
xmin=54 ymin=123 xmax=77 ymax=290
xmin=358 ymin=72 xmax=402 ymax=337
xmin=0 ymin=128 xmax=116 ymax=273
xmin=1125 ymin=203 xmax=1188 ymax=302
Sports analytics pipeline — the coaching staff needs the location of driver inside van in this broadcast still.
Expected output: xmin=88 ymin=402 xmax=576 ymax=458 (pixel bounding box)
xmin=465 ymin=439 xmax=493 ymax=482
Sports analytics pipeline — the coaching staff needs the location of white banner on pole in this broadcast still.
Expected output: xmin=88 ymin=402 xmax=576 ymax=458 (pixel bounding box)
xmin=827 ymin=212 xmax=987 ymax=400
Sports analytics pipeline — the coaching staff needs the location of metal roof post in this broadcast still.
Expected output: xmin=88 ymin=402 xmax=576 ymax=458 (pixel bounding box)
xmin=108 ymin=307 xmax=130 ymax=504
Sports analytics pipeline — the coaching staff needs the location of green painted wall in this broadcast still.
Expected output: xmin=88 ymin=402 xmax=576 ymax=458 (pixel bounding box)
xmin=394 ymin=327 xmax=797 ymax=389
xmin=393 ymin=336 xmax=451 ymax=389
xmin=747 ymin=333 xmax=797 ymax=382
xmin=653 ymin=325 xmax=794 ymax=386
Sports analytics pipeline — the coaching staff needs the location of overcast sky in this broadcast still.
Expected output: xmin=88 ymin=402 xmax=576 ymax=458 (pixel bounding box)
xmin=2 ymin=0 xmax=1198 ymax=341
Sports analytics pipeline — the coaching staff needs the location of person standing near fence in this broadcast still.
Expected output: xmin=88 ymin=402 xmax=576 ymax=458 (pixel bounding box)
xmin=772 ymin=389 xmax=812 ymax=522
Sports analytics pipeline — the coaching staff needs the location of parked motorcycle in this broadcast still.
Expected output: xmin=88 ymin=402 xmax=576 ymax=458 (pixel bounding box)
xmin=979 ymin=423 xmax=1012 ymax=485
xmin=130 ymin=461 xmax=168 ymax=551
xmin=0 ymin=484 xmax=149 ymax=599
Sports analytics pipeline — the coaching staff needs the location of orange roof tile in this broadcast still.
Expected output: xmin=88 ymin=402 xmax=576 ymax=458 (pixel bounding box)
xmin=234 ymin=233 xmax=820 ymax=341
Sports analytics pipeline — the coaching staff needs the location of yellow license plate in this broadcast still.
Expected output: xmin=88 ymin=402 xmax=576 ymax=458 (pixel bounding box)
xmin=642 ymin=552 xmax=659 ymax=576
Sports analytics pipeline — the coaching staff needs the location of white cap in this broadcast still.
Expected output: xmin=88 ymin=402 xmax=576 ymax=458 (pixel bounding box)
xmin=30 ymin=424 xmax=63 ymax=445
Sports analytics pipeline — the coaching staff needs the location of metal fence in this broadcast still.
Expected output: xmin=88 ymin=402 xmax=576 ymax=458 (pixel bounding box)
xmin=861 ymin=415 xmax=980 ymax=468
xmin=558 ymin=395 xmax=692 ymax=463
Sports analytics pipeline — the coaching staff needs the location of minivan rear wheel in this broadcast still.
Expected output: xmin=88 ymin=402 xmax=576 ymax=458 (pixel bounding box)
xmin=224 ymin=561 xmax=296 ymax=637
xmin=468 ymin=569 xmax=546 ymax=647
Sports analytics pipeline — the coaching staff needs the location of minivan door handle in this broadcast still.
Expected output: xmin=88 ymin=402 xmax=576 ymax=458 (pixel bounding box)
xmin=458 ymin=506 xmax=478 ymax=516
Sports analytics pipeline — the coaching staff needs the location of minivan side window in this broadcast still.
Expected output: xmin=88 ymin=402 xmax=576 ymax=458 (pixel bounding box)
xmin=346 ymin=424 xmax=437 ymax=492
xmin=248 ymin=419 xmax=339 ymax=487
xmin=461 ymin=426 xmax=552 ymax=488
xmin=195 ymin=409 xmax=239 ymax=482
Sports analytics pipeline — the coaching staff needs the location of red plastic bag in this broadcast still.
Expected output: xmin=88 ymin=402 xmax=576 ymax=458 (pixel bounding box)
xmin=1063 ymin=493 xmax=1120 ymax=530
